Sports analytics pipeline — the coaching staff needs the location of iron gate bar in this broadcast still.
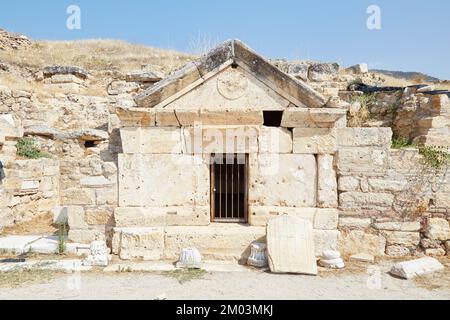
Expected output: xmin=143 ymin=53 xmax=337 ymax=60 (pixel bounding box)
xmin=211 ymin=154 xmax=247 ymax=223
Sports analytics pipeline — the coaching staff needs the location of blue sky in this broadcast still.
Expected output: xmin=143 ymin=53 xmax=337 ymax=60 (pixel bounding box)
xmin=1 ymin=0 xmax=449 ymax=79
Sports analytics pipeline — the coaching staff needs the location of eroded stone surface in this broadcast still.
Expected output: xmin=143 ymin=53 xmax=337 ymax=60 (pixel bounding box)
xmin=267 ymin=215 xmax=317 ymax=275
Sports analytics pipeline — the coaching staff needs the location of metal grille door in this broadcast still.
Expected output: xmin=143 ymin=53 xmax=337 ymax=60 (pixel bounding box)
xmin=211 ymin=154 xmax=248 ymax=223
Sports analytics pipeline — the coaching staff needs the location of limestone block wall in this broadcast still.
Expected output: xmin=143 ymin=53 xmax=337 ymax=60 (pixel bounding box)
xmin=336 ymin=127 xmax=450 ymax=257
xmin=61 ymin=155 xmax=118 ymax=244
xmin=0 ymin=159 xmax=60 ymax=229
xmin=113 ymin=123 xmax=343 ymax=260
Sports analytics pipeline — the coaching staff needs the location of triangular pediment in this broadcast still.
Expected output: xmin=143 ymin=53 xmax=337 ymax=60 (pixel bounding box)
xmin=135 ymin=40 xmax=328 ymax=109
xmin=161 ymin=65 xmax=293 ymax=111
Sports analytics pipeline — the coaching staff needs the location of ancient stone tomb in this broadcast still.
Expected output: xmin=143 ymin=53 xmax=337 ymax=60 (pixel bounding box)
xmin=112 ymin=40 xmax=345 ymax=261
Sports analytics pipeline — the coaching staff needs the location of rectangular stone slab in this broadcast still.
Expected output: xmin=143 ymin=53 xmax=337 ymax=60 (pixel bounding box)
xmin=390 ymin=257 xmax=444 ymax=279
xmin=267 ymin=215 xmax=317 ymax=275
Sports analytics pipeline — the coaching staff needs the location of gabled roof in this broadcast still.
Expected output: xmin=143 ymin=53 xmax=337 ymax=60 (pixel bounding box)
xmin=135 ymin=40 xmax=328 ymax=109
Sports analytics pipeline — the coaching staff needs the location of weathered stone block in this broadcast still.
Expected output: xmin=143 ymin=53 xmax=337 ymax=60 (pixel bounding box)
xmin=339 ymin=217 xmax=372 ymax=229
xmin=380 ymin=231 xmax=420 ymax=247
xmin=425 ymin=248 xmax=446 ymax=257
xmin=118 ymin=154 xmax=209 ymax=207
xmin=281 ymin=108 xmax=312 ymax=128
xmin=163 ymin=225 xmax=266 ymax=262
xmin=337 ymin=128 xmax=392 ymax=147
xmin=338 ymin=230 xmax=386 ymax=256
xmin=425 ymin=218 xmax=450 ymax=241
xmin=85 ymin=207 xmax=114 ymax=226
xmin=80 ymin=176 xmax=113 ymax=188
xmin=183 ymin=125 xmax=259 ymax=154
xmin=338 ymin=176 xmax=360 ymax=191
xmin=373 ymin=221 xmax=421 ymax=232
xmin=390 ymin=257 xmax=444 ymax=279
xmin=95 ymin=188 xmax=117 ymax=206
xmin=249 ymin=154 xmax=317 ymax=207
xmin=339 ymin=192 xmax=394 ymax=210
xmin=368 ymin=176 xmax=408 ymax=192
xmin=114 ymin=206 xmax=210 ymax=227
xmin=118 ymin=227 xmax=165 ymax=261
xmin=175 ymin=109 xmax=264 ymax=126
xmin=317 ymin=154 xmax=338 ymax=208
xmin=68 ymin=229 xmax=105 ymax=244
xmin=313 ymin=209 xmax=339 ymax=230
xmin=336 ymin=147 xmax=389 ymax=173
xmin=120 ymin=127 xmax=182 ymax=154
xmin=67 ymin=206 xmax=87 ymax=230
xmin=313 ymin=230 xmax=340 ymax=257
xmin=248 ymin=206 xmax=316 ymax=227
xmin=267 ymin=215 xmax=317 ymax=275
xmin=259 ymin=127 xmax=292 ymax=153
xmin=116 ymin=106 xmax=156 ymax=127
xmin=386 ymin=245 xmax=411 ymax=257
xmin=60 ymin=188 xmax=96 ymax=206
xmin=292 ymin=128 xmax=336 ymax=154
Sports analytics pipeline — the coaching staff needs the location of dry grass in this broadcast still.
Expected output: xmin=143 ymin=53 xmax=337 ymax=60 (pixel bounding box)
xmin=0 ymin=266 xmax=63 ymax=288
xmin=0 ymin=39 xmax=195 ymax=74
xmin=372 ymin=72 xmax=450 ymax=91
xmin=162 ymin=269 xmax=208 ymax=284
xmin=0 ymin=212 xmax=58 ymax=236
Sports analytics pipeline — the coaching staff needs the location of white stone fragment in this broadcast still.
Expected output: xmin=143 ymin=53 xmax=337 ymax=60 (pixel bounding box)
xmin=0 ymin=235 xmax=43 ymax=254
xmin=318 ymin=258 xmax=345 ymax=269
xmin=247 ymin=242 xmax=268 ymax=268
xmin=390 ymin=257 xmax=444 ymax=279
xmin=82 ymin=241 xmax=109 ymax=267
xmin=176 ymin=247 xmax=202 ymax=269
xmin=322 ymin=250 xmax=341 ymax=260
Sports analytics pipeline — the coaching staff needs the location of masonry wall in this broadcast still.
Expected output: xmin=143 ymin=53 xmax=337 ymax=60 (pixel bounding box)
xmin=336 ymin=128 xmax=450 ymax=257
xmin=0 ymin=159 xmax=60 ymax=229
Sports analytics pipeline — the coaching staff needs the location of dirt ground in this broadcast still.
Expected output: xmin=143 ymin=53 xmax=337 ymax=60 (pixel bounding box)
xmin=0 ymin=260 xmax=448 ymax=300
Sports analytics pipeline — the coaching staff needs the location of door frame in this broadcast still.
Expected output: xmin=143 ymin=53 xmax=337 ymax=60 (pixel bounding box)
xmin=210 ymin=154 xmax=248 ymax=223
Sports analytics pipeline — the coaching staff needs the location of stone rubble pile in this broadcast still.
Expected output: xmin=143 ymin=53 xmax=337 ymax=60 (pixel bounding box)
xmin=0 ymin=28 xmax=31 ymax=50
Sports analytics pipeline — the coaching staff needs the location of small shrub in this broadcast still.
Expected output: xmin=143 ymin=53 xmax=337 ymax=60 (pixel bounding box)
xmin=418 ymin=145 xmax=450 ymax=170
xmin=57 ymin=223 xmax=67 ymax=254
xmin=16 ymin=138 xmax=51 ymax=159
xmin=392 ymin=137 xmax=414 ymax=149
xmin=348 ymin=93 xmax=377 ymax=127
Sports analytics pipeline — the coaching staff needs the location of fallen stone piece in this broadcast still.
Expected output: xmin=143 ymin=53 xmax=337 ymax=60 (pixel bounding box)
xmin=0 ymin=235 xmax=42 ymax=254
xmin=425 ymin=218 xmax=450 ymax=241
xmin=125 ymin=70 xmax=164 ymax=83
xmin=318 ymin=258 xmax=345 ymax=269
xmin=247 ymin=242 xmax=268 ymax=268
xmin=267 ymin=215 xmax=317 ymax=275
xmin=176 ymin=248 xmax=202 ymax=269
xmin=42 ymin=65 xmax=88 ymax=79
xmin=349 ymin=253 xmax=375 ymax=263
xmin=321 ymin=250 xmax=341 ymax=260
xmin=386 ymin=245 xmax=410 ymax=257
xmin=25 ymin=236 xmax=60 ymax=254
xmin=82 ymin=241 xmax=109 ymax=267
xmin=389 ymin=257 xmax=444 ymax=279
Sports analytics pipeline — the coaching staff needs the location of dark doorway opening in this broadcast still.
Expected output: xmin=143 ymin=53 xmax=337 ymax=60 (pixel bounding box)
xmin=263 ymin=111 xmax=283 ymax=127
xmin=210 ymin=154 xmax=248 ymax=223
